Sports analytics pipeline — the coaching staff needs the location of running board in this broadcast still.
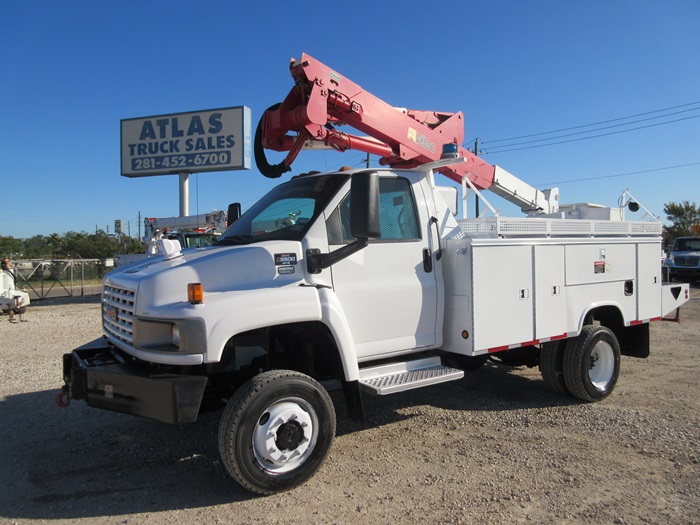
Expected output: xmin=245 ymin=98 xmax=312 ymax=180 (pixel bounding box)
xmin=358 ymin=356 xmax=464 ymax=395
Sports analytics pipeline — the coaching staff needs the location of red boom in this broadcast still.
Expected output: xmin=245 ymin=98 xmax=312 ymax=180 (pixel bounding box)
xmin=257 ymin=53 xmax=496 ymax=190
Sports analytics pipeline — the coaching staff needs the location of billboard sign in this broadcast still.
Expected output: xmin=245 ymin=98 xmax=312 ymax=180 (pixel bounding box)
xmin=121 ymin=106 xmax=251 ymax=177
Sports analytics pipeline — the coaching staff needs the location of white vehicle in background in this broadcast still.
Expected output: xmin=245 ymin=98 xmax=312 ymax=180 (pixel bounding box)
xmin=115 ymin=205 xmax=240 ymax=267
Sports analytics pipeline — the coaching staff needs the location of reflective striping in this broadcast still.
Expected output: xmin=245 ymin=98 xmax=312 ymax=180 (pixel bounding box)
xmin=629 ymin=317 xmax=661 ymax=326
xmin=486 ymin=332 xmax=574 ymax=353
xmin=548 ymin=333 xmax=569 ymax=341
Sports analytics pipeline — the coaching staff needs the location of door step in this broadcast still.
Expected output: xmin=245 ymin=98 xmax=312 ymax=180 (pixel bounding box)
xmin=359 ymin=356 xmax=464 ymax=395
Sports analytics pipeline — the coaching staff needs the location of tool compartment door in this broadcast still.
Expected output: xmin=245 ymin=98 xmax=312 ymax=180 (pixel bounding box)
xmin=472 ymin=244 xmax=533 ymax=351
xmin=565 ymin=243 xmax=636 ymax=285
xmin=534 ymin=244 xmax=566 ymax=339
xmin=637 ymin=242 xmax=662 ymax=320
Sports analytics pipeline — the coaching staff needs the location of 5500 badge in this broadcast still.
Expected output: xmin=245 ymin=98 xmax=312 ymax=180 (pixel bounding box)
xmin=275 ymin=253 xmax=297 ymax=275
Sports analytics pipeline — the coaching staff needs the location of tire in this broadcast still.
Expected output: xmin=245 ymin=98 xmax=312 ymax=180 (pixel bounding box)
xmin=539 ymin=340 xmax=568 ymax=395
xmin=218 ymin=370 xmax=336 ymax=495
xmin=562 ymin=325 xmax=620 ymax=402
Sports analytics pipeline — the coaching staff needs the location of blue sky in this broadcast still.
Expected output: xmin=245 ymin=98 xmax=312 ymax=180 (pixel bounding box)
xmin=2 ymin=1 xmax=699 ymax=239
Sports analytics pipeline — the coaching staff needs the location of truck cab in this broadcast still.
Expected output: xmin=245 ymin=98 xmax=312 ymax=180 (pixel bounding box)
xmin=664 ymin=236 xmax=700 ymax=281
xmin=100 ymin=167 xmax=449 ymax=380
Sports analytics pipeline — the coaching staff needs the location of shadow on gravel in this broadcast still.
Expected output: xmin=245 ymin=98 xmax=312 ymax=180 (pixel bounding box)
xmin=0 ymin=389 xmax=255 ymax=521
xmin=0 ymin=363 xmax=578 ymax=521
xmin=344 ymin=362 xmax=580 ymax=434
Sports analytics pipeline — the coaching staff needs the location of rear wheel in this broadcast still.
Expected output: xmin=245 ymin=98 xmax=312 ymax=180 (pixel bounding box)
xmin=562 ymin=325 xmax=620 ymax=402
xmin=218 ymin=370 xmax=336 ymax=495
xmin=539 ymin=340 xmax=568 ymax=395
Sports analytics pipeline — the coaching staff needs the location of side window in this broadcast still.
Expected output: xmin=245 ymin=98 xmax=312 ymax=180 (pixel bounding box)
xmin=327 ymin=176 xmax=420 ymax=244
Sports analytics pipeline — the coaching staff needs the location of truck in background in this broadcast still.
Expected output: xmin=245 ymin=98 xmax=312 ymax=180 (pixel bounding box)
xmin=60 ymin=53 xmax=691 ymax=495
xmin=664 ymin=236 xmax=700 ymax=281
xmin=115 ymin=204 xmax=240 ymax=267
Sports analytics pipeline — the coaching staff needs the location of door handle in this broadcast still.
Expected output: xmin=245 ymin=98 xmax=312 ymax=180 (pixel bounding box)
xmin=430 ymin=217 xmax=443 ymax=261
xmin=423 ymin=248 xmax=433 ymax=273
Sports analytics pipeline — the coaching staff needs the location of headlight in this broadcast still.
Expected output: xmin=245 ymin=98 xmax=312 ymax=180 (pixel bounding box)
xmin=132 ymin=317 xmax=206 ymax=353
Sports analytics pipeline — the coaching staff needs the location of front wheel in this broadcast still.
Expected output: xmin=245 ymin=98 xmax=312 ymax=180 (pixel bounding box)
xmin=218 ymin=370 xmax=336 ymax=495
xmin=562 ymin=325 xmax=620 ymax=402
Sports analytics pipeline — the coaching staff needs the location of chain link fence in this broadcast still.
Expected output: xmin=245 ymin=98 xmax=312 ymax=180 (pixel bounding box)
xmin=12 ymin=259 xmax=111 ymax=300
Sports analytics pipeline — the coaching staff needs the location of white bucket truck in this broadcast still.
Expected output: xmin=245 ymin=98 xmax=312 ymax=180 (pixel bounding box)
xmin=60 ymin=54 xmax=690 ymax=494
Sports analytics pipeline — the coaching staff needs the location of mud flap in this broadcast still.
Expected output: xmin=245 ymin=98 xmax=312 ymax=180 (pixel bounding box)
xmin=617 ymin=323 xmax=650 ymax=359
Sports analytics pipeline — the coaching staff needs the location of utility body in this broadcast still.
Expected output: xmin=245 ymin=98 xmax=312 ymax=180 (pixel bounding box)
xmin=61 ymin=54 xmax=690 ymax=494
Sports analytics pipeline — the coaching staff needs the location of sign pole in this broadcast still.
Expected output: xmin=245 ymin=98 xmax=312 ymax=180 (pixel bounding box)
xmin=179 ymin=172 xmax=190 ymax=216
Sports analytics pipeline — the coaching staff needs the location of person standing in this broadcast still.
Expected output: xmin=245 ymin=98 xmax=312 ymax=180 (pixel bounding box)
xmin=2 ymin=257 xmax=21 ymax=322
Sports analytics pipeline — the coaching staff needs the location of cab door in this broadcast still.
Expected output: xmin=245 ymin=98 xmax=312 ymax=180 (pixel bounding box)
xmin=328 ymin=172 xmax=438 ymax=360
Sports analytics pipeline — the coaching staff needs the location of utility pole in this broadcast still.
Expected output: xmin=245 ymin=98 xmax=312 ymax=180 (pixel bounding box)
xmin=364 ymin=153 xmax=370 ymax=168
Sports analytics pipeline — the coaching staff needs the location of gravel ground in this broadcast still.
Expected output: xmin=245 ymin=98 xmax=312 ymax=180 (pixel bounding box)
xmin=1 ymin=289 xmax=698 ymax=525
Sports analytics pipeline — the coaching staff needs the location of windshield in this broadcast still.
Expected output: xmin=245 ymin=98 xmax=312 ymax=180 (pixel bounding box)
xmin=218 ymin=174 xmax=350 ymax=245
xmin=673 ymin=238 xmax=700 ymax=252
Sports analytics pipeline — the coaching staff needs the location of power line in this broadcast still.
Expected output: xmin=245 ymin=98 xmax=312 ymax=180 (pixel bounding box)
xmin=483 ymin=114 xmax=700 ymax=154
xmin=483 ymin=100 xmax=700 ymax=144
xmin=485 ymin=107 xmax=700 ymax=151
xmin=536 ymin=161 xmax=700 ymax=187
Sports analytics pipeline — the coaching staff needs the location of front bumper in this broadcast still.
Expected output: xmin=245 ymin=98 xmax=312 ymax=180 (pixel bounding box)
xmin=62 ymin=338 xmax=208 ymax=424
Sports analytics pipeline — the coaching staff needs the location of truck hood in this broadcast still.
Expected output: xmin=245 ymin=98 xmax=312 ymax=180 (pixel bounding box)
xmin=104 ymin=241 xmax=305 ymax=311
xmin=665 ymin=249 xmax=700 ymax=265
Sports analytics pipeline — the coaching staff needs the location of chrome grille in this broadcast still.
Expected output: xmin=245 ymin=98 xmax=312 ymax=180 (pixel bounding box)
xmin=675 ymin=256 xmax=700 ymax=267
xmin=103 ymin=284 xmax=136 ymax=345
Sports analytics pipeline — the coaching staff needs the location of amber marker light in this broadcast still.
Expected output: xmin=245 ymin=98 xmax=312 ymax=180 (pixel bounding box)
xmin=188 ymin=283 xmax=204 ymax=304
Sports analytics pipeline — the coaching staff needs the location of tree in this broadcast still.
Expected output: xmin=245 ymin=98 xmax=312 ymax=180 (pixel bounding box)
xmin=0 ymin=236 xmax=24 ymax=258
xmin=663 ymin=201 xmax=700 ymax=240
xmin=47 ymin=233 xmax=66 ymax=258
xmin=64 ymin=230 xmax=119 ymax=259
xmin=120 ymin=235 xmax=145 ymax=254
xmin=23 ymin=235 xmax=51 ymax=259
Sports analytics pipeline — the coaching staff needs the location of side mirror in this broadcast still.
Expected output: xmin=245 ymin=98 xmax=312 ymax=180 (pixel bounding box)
xmin=306 ymin=171 xmax=380 ymax=274
xmin=227 ymin=202 xmax=242 ymax=225
xmin=350 ymin=171 xmax=380 ymax=239
xmin=436 ymin=185 xmax=458 ymax=216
